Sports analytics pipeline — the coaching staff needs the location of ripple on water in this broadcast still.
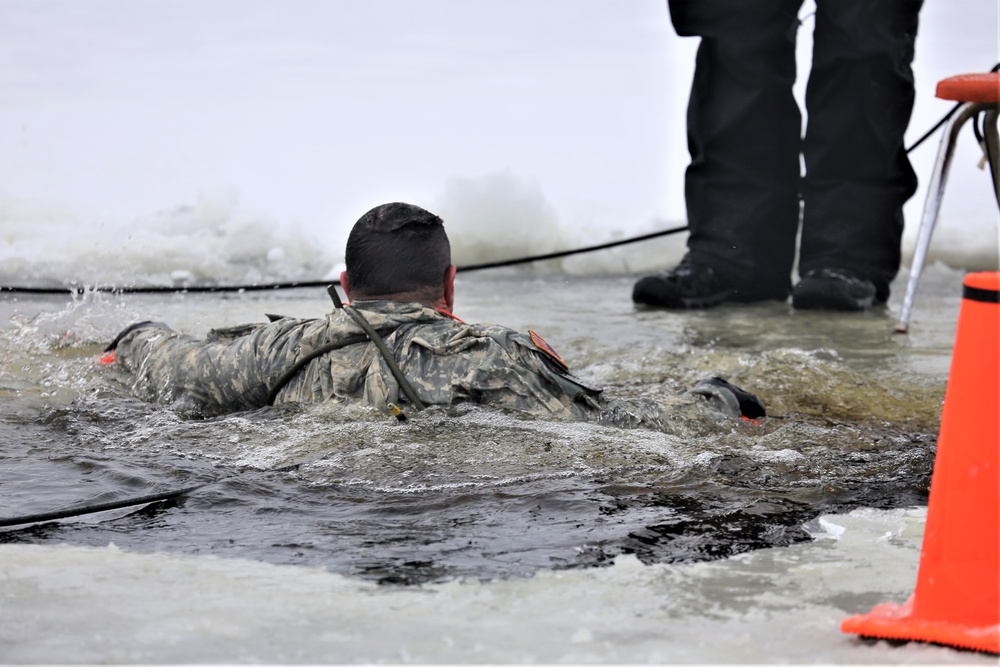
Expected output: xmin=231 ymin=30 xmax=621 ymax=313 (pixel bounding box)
xmin=0 ymin=274 xmax=951 ymax=584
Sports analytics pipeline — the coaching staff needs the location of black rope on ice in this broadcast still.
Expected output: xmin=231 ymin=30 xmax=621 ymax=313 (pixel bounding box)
xmin=0 ymin=279 xmax=340 ymax=296
xmin=0 ymin=485 xmax=206 ymax=528
xmin=454 ymin=227 xmax=689 ymax=272
xmin=0 ymin=224 xmax=691 ymax=295
xmin=4 ymin=61 xmax=997 ymax=299
xmin=0 ymin=462 xmax=304 ymax=529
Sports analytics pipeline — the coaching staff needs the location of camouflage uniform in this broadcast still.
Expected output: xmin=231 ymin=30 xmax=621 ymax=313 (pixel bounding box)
xmin=114 ymin=300 xmax=742 ymax=424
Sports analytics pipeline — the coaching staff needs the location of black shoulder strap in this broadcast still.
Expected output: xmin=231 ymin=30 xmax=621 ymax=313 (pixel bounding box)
xmin=265 ymin=332 xmax=372 ymax=406
xmin=343 ymin=306 xmax=427 ymax=411
xmin=268 ymin=284 xmax=427 ymax=412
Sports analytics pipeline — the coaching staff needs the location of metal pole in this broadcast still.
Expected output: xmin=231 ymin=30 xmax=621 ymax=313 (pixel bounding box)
xmin=895 ymin=103 xmax=992 ymax=333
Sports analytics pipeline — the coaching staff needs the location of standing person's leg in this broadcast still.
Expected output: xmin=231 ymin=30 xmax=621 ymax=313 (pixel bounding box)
xmin=634 ymin=0 xmax=803 ymax=309
xmin=793 ymin=0 xmax=921 ymax=310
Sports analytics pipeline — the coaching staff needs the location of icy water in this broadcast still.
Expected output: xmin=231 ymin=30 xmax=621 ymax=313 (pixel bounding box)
xmin=1 ymin=0 xmax=997 ymax=661
xmin=1 ymin=264 xmax=992 ymax=663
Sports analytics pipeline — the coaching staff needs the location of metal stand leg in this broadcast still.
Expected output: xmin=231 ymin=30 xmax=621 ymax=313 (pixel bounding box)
xmin=895 ymin=103 xmax=994 ymax=333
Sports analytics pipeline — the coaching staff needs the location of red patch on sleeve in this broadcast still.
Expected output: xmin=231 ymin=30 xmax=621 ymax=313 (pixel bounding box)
xmin=529 ymin=330 xmax=568 ymax=370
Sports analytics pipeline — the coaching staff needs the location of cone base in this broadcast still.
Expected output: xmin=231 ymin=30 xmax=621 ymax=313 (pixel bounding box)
xmin=842 ymin=600 xmax=1000 ymax=655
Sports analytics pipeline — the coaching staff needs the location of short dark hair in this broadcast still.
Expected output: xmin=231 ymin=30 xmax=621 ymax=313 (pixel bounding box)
xmin=345 ymin=202 xmax=451 ymax=299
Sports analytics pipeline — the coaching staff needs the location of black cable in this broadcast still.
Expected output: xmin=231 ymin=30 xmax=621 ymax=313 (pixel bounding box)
xmin=265 ymin=332 xmax=377 ymax=405
xmin=982 ymin=111 xmax=1000 ymax=210
xmin=0 ymin=279 xmax=338 ymax=296
xmin=4 ymin=63 xmax=998 ymax=299
xmin=972 ymin=108 xmax=985 ymax=145
xmin=0 ymin=224 xmax=691 ymax=295
xmin=901 ymin=62 xmax=999 ymax=154
xmin=906 ymin=101 xmax=964 ymax=154
xmin=0 ymin=485 xmax=205 ymax=528
xmin=343 ymin=306 xmax=426 ymax=410
xmin=455 ymin=225 xmax=690 ymax=271
xmin=0 ymin=461 xmax=305 ymax=529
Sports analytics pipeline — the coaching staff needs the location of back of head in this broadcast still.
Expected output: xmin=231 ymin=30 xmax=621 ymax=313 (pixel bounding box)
xmin=345 ymin=202 xmax=451 ymax=301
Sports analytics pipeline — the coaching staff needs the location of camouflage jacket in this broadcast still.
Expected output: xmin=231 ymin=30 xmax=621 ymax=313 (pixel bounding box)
xmin=114 ymin=300 xmax=740 ymax=424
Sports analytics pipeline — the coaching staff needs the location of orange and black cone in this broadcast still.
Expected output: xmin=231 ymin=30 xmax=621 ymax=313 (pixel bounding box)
xmin=842 ymin=272 xmax=999 ymax=654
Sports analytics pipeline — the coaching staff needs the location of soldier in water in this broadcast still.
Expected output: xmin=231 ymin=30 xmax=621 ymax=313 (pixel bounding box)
xmin=106 ymin=202 xmax=764 ymax=427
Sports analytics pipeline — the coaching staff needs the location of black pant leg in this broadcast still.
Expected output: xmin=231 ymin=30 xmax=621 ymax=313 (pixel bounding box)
xmin=670 ymin=0 xmax=802 ymax=298
xmin=800 ymin=0 xmax=922 ymax=299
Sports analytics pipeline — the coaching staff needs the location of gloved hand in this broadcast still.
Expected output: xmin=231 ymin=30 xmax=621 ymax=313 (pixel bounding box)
xmin=691 ymin=376 xmax=766 ymax=419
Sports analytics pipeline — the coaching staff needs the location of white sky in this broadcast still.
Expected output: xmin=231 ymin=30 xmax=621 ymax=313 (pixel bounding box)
xmin=0 ymin=0 xmax=997 ymax=263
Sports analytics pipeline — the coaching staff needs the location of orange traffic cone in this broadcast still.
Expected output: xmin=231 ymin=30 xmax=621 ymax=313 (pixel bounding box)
xmin=842 ymin=271 xmax=999 ymax=653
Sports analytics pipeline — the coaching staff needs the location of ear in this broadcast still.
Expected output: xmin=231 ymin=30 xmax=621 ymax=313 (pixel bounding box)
xmin=339 ymin=271 xmax=351 ymax=301
xmin=443 ymin=264 xmax=457 ymax=311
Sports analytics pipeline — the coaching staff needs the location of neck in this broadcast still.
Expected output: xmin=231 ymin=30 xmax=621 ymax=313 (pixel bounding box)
xmin=350 ymin=292 xmax=449 ymax=311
